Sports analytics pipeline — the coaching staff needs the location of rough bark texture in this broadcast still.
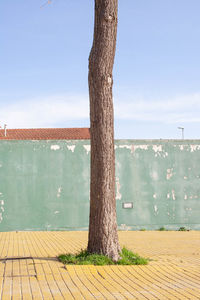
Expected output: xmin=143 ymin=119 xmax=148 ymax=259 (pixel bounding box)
xmin=87 ymin=0 xmax=121 ymax=261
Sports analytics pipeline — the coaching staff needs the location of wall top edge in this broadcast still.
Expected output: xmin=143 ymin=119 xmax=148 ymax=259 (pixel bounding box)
xmin=0 ymin=139 xmax=200 ymax=143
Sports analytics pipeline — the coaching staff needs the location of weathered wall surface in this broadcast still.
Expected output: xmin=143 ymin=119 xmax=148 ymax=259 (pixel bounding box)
xmin=115 ymin=140 xmax=200 ymax=230
xmin=0 ymin=140 xmax=199 ymax=231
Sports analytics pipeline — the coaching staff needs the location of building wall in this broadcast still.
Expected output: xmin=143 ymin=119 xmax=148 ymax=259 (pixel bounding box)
xmin=0 ymin=139 xmax=199 ymax=231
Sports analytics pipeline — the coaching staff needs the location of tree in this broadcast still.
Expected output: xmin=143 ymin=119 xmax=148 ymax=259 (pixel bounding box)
xmin=43 ymin=0 xmax=120 ymax=261
xmin=87 ymin=0 xmax=121 ymax=261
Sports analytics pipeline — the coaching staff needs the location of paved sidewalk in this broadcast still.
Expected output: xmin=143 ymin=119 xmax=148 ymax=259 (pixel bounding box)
xmin=0 ymin=231 xmax=199 ymax=299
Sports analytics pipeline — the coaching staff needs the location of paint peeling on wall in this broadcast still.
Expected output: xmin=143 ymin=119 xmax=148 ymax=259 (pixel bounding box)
xmin=0 ymin=139 xmax=200 ymax=231
xmin=119 ymin=224 xmax=131 ymax=231
xmin=152 ymin=145 xmax=162 ymax=152
xmin=119 ymin=145 xmax=132 ymax=151
xmin=116 ymin=177 xmax=122 ymax=200
xmin=185 ymin=207 xmax=192 ymax=211
xmin=67 ymin=145 xmax=76 ymax=152
xmin=57 ymin=187 xmax=62 ymax=198
xmin=166 ymin=168 xmax=173 ymax=180
xmin=83 ymin=145 xmax=91 ymax=155
xmin=172 ymin=189 xmax=176 ymax=200
xmin=136 ymin=145 xmax=148 ymax=151
xmin=118 ymin=144 xmax=149 ymax=154
xmin=50 ymin=145 xmax=60 ymax=151
xmin=0 ymin=197 xmax=4 ymax=223
xmin=151 ymin=170 xmax=159 ymax=181
xmin=190 ymin=145 xmax=200 ymax=152
xmin=154 ymin=205 xmax=158 ymax=214
xmin=152 ymin=145 xmax=169 ymax=158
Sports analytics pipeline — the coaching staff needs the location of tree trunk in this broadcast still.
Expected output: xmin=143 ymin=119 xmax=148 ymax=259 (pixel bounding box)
xmin=87 ymin=0 xmax=120 ymax=262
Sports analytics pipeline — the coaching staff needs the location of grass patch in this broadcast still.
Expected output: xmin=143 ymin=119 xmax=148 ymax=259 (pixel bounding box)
xmin=158 ymin=226 xmax=166 ymax=231
xmin=58 ymin=247 xmax=148 ymax=266
xmin=178 ymin=227 xmax=189 ymax=231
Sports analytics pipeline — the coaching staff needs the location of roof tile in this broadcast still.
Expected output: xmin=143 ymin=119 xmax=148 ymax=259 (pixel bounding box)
xmin=0 ymin=128 xmax=90 ymax=140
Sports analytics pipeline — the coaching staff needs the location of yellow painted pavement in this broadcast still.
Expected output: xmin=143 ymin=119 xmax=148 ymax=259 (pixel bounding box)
xmin=0 ymin=231 xmax=199 ymax=299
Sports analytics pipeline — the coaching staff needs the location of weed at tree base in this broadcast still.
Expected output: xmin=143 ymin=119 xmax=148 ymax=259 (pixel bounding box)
xmin=58 ymin=247 xmax=148 ymax=266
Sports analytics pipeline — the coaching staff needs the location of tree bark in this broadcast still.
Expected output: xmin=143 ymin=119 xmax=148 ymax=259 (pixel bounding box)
xmin=87 ymin=0 xmax=120 ymax=261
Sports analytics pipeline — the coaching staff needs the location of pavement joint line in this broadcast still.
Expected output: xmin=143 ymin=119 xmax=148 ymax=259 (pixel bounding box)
xmin=0 ymin=231 xmax=199 ymax=299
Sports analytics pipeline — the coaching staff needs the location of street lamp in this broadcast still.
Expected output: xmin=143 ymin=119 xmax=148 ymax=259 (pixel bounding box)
xmin=178 ymin=127 xmax=184 ymax=139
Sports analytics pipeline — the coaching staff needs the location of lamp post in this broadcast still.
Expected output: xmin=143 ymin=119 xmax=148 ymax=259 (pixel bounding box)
xmin=178 ymin=127 xmax=184 ymax=139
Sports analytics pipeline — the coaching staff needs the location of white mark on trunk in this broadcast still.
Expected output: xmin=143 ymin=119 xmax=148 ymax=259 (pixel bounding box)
xmin=57 ymin=187 xmax=62 ymax=198
xmin=107 ymin=76 xmax=112 ymax=84
xmin=184 ymin=176 xmax=187 ymax=180
xmin=54 ymin=211 xmax=59 ymax=214
xmin=184 ymin=194 xmax=188 ymax=200
xmin=154 ymin=205 xmax=158 ymax=213
xmin=67 ymin=145 xmax=75 ymax=152
xmin=153 ymin=193 xmax=157 ymax=199
xmin=83 ymin=145 xmax=91 ymax=154
xmin=51 ymin=145 xmax=60 ymax=151
xmin=167 ymin=193 xmax=170 ymax=199
xmin=116 ymin=177 xmax=122 ymax=200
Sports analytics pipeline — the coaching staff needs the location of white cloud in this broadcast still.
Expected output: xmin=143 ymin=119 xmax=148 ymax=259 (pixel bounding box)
xmin=114 ymin=92 xmax=200 ymax=123
xmin=0 ymin=94 xmax=89 ymax=128
xmin=0 ymin=92 xmax=200 ymax=128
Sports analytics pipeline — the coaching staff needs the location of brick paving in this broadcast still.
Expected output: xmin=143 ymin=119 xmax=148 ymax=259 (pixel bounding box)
xmin=0 ymin=231 xmax=199 ymax=299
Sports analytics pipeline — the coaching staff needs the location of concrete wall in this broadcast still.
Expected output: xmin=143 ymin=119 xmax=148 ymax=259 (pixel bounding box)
xmin=0 ymin=139 xmax=199 ymax=231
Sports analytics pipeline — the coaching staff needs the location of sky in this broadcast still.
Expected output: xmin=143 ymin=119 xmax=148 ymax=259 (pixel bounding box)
xmin=0 ymin=0 xmax=200 ymax=139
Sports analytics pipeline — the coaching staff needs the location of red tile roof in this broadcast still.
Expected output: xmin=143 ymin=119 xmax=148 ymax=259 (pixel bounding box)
xmin=0 ymin=128 xmax=90 ymax=140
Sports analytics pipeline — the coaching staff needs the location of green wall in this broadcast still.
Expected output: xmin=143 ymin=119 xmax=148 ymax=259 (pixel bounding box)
xmin=0 ymin=139 xmax=199 ymax=231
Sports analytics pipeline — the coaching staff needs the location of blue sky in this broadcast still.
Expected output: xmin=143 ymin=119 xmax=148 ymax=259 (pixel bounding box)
xmin=0 ymin=0 xmax=200 ymax=139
